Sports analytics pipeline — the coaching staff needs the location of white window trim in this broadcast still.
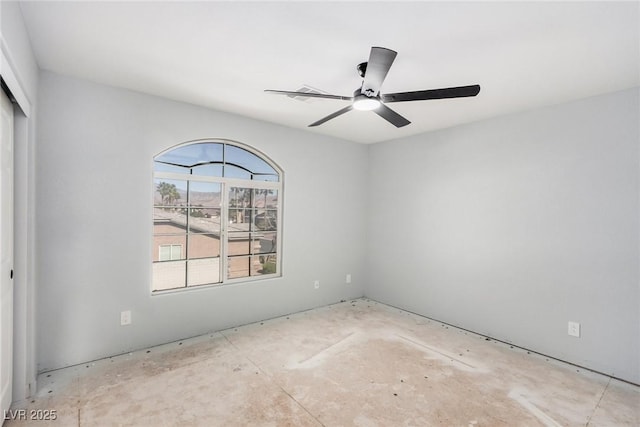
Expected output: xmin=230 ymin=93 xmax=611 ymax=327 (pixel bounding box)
xmin=151 ymin=139 xmax=283 ymax=294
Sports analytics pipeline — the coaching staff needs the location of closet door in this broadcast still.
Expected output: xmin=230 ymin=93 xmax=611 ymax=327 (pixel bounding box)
xmin=0 ymin=87 xmax=15 ymax=413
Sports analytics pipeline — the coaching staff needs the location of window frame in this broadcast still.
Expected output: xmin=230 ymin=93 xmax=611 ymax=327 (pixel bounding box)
xmin=151 ymin=139 xmax=283 ymax=294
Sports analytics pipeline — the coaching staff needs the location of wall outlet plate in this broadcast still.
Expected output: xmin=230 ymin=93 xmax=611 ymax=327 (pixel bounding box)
xmin=313 ymin=280 xmax=320 ymax=289
xmin=346 ymin=274 xmax=352 ymax=284
xmin=121 ymin=310 xmax=132 ymax=326
xmin=568 ymin=321 xmax=580 ymax=337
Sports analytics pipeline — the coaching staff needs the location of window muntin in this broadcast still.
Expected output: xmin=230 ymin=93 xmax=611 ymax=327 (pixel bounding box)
xmin=152 ymin=140 xmax=282 ymax=293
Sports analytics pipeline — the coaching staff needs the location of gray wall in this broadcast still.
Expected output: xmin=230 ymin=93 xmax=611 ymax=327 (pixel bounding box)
xmin=1 ymin=2 xmax=38 ymax=102
xmin=367 ymin=88 xmax=639 ymax=384
xmin=36 ymin=71 xmax=367 ymax=372
xmin=35 ymin=69 xmax=639 ymax=384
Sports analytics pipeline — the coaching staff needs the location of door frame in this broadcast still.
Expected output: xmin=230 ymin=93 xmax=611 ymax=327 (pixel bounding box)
xmin=1 ymin=37 xmax=37 ymax=402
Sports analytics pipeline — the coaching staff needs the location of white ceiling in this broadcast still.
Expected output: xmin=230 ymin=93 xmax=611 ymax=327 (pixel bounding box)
xmin=18 ymin=1 xmax=640 ymax=144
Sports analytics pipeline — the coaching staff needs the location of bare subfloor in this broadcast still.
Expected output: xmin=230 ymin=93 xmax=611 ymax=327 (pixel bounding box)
xmin=6 ymin=299 xmax=639 ymax=426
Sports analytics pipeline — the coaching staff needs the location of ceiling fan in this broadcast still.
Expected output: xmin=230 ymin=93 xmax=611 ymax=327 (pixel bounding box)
xmin=265 ymin=47 xmax=480 ymax=128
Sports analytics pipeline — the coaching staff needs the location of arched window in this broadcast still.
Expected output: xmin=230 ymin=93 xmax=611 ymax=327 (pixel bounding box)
xmin=152 ymin=140 xmax=282 ymax=292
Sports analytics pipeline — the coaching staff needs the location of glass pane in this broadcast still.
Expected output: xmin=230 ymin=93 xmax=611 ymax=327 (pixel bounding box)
xmin=224 ymin=164 xmax=251 ymax=180
xmin=170 ymin=245 xmax=182 ymax=260
xmin=188 ymin=181 xmax=221 ymax=207
xmin=229 ymin=187 xmax=252 ymax=208
xmin=154 ymin=162 xmax=189 ymax=174
xmin=159 ymin=245 xmax=171 ymax=261
xmin=152 ymin=260 xmax=186 ymax=291
xmin=191 ymin=163 xmax=223 ymax=177
xmin=228 ymin=256 xmax=250 ymax=279
xmin=254 ymin=209 xmax=277 ymax=231
xmin=228 ymin=209 xmax=251 ymax=232
xmin=188 ymin=210 xmax=221 ymax=233
xmin=252 ymin=254 xmax=277 ymax=276
xmin=228 ymin=232 xmax=251 ymax=256
xmin=252 ymin=174 xmax=279 ymax=183
xmin=187 ymin=233 xmax=220 ymax=258
xmin=155 ymin=142 xmax=223 ymax=168
xmin=188 ymin=207 xmax=220 ymax=220
xmin=187 ymin=258 xmax=221 ymax=286
xmin=252 ymin=189 xmax=278 ymax=208
xmin=158 ymin=244 xmax=183 ymax=261
xmin=154 ymin=207 xmax=188 ymax=233
xmin=152 ymin=235 xmax=186 ymax=262
xmin=225 ymin=144 xmax=277 ymax=176
xmin=154 ymin=178 xmax=187 ymax=207
xmin=252 ymin=232 xmax=276 ymax=254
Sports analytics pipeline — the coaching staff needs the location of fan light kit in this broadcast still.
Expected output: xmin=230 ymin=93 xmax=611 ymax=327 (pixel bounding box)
xmin=266 ymin=47 xmax=480 ymax=128
xmin=352 ymin=90 xmax=381 ymax=111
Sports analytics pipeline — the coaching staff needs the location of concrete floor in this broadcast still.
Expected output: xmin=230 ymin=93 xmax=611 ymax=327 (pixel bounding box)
xmin=6 ymin=299 xmax=639 ymax=426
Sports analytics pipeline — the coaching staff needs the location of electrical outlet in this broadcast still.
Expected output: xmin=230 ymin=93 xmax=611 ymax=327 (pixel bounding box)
xmin=121 ymin=310 xmax=132 ymax=326
xmin=568 ymin=321 xmax=580 ymax=337
xmin=346 ymin=274 xmax=352 ymax=284
xmin=314 ymin=280 xmax=320 ymax=289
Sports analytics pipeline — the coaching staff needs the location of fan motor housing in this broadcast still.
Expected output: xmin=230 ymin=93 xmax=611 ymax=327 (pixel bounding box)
xmin=357 ymin=62 xmax=367 ymax=78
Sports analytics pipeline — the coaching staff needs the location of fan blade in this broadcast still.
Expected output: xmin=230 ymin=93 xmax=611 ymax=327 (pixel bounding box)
xmin=361 ymin=47 xmax=397 ymax=97
xmin=265 ymin=89 xmax=352 ymax=101
xmin=309 ymin=105 xmax=354 ymax=127
xmin=374 ymin=104 xmax=411 ymax=128
xmin=382 ymin=85 xmax=480 ymax=103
